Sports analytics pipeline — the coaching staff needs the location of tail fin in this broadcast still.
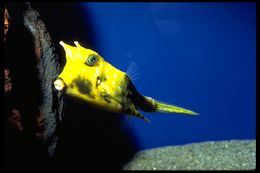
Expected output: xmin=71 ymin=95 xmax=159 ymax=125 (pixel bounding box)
xmin=144 ymin=97 xmax=199 ymax=116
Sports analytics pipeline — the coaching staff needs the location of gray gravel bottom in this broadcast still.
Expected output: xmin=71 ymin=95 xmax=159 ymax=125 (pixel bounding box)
xmin=123 ymin=140 xmax=256 ymax=170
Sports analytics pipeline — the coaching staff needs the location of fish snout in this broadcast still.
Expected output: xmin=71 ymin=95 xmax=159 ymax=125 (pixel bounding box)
xmin=54 ymin=78 xmax=66 ymax=91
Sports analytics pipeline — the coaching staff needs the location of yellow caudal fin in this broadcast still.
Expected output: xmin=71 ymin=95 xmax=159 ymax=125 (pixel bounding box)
xmin=148 ymin=98 xmax=199 ymax=116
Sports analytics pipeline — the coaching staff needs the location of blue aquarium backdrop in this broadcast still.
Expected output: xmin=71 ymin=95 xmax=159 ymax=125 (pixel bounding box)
xmin=80 ymin=2 xmax=256 ymax=151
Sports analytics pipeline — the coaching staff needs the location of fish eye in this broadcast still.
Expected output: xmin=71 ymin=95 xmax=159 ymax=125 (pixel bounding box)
xmin=86 ymin=55 xmax=97 ymax=66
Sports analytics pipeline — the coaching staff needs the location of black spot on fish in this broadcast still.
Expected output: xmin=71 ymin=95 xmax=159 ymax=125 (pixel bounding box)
xmin=96 ymin=74 xmax=107 ymax=89
xmin=71 ymin=77 xmax=95 ymax=98
xmin=103 ymin=94 xmax=112 ymax=103
xmin=96 ymin=76 xmax=101 ymax=88
xmin=70 ymin=82 xmax=75 ymax=89
xmin=100 ymin=74 xmax=106 ymax=82
xmin=121 ymin=102 xmax=135 ymax=115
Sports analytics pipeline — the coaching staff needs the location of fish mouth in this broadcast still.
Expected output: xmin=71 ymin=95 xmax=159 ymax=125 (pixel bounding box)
xmin=54 ymin=78 xmax=66 ymax=91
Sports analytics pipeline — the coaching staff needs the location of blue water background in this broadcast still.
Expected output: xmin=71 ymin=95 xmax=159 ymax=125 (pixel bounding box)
xmin=81 ymin=2 xmax=256 ymax=151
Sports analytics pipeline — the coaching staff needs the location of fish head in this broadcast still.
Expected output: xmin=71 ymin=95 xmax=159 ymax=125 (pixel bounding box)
xmin=54 ymin=41 xmax=132 ymax=113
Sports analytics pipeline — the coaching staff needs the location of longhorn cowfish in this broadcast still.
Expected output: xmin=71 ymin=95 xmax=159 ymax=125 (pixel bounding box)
xmin=54 ymin=41 xmax=199 ymax=122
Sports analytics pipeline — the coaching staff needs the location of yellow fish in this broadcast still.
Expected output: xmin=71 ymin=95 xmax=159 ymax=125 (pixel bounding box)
xmin=54 ymin=41 xmax=199 ymax=122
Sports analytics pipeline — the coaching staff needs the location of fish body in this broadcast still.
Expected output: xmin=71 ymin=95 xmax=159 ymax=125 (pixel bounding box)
xmin=54 ymin=41 xmax=198 ymax=122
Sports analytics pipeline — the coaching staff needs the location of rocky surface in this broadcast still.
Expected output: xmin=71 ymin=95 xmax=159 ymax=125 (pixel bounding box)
xmin=123 ymin=140 xmax=256 ymax=170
